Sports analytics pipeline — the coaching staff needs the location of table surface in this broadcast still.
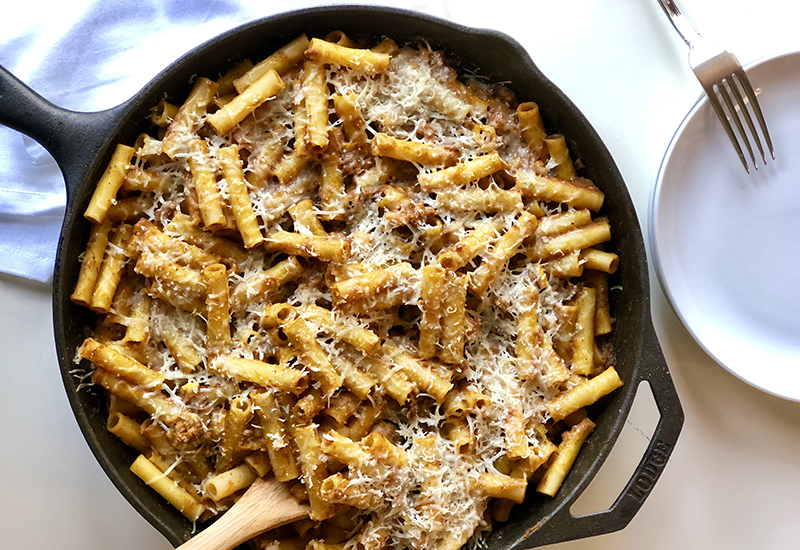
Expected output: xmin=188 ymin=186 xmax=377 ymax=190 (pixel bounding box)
xmin=3 ymin=1 xmax=800 ymax=549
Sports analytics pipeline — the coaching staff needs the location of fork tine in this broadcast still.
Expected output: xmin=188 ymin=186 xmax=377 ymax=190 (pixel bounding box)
xmin=717 ymin=80 xmax=758 ymax=170
xmin=733 ymin=69 xmax=775 ymax=160
xmin=707 ymin=84 xmax=750 ymax=173
xmin=728 ymin=75 xmax=766 ymax=165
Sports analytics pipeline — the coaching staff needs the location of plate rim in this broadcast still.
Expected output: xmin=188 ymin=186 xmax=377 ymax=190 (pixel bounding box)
xmin=649 ymin=48 xmax=800 ymax=402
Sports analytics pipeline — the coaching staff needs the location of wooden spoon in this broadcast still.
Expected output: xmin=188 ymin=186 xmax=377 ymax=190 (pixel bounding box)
xmin=177 ymin=476 xmax=310 ymax=550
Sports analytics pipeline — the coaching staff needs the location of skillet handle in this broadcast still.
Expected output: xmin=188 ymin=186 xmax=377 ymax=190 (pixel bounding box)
xmin=522 ymin=321 xmax=683 ymax=547
xmin=0 ymin=64 xmax=128 ymax=199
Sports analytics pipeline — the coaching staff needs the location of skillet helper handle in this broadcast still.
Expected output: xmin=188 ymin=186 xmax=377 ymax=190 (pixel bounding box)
xmin=0 ymin=64 xmax=126 ymax=198
xmin=523 ymin=321 xmax=683 ymax=547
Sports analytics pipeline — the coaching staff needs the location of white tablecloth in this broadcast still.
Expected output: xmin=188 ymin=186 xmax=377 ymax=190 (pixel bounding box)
xmin=0 ymin=0 xmax=442 ymax=282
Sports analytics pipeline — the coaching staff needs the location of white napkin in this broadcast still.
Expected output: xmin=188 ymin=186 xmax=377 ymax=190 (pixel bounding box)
xmin=0 ymin=0 xmax=445 ymax=283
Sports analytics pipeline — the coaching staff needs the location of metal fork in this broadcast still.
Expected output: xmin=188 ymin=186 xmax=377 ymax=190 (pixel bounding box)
xmin=657 ymin=0 xmax=774 ymax=172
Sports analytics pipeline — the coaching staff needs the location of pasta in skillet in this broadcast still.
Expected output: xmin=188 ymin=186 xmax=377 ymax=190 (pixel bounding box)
xmin=73 ymin=31 xmax=623 ymax=550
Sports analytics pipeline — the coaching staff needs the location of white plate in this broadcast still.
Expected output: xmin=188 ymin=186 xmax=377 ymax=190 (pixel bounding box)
xmin=651 ymin=50 xmax=800 ymax=401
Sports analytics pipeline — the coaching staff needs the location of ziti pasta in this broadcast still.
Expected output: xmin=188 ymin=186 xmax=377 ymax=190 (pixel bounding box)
xmin=73 ymin=31 xmax=623 ymax=550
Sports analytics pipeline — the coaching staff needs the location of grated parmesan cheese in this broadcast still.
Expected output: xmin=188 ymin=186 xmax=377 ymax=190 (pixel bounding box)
xmin=73 ymin=32 xmax=620 ymax=550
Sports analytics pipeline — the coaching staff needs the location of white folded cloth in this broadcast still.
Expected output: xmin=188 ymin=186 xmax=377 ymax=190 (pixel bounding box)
xmin=0 ymin=0 xmax=444 ymax=282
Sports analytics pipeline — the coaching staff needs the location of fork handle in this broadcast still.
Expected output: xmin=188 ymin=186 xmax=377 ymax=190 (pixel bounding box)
xmin=656 ymin=0 xmax=703 ymax=48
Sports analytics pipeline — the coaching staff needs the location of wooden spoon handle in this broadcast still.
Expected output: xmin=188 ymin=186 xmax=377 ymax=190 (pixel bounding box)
xmin=177 ymin=477 xmax=310 ymax=550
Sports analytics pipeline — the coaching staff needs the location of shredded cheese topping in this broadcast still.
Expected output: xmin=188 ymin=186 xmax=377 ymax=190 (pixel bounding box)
xmin=74 ymin=33 xmax=619 ymax=550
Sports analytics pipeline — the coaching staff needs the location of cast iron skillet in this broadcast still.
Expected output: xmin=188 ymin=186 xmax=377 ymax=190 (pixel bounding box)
xmin=0 ymin=6 xmax=683 ymax=548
